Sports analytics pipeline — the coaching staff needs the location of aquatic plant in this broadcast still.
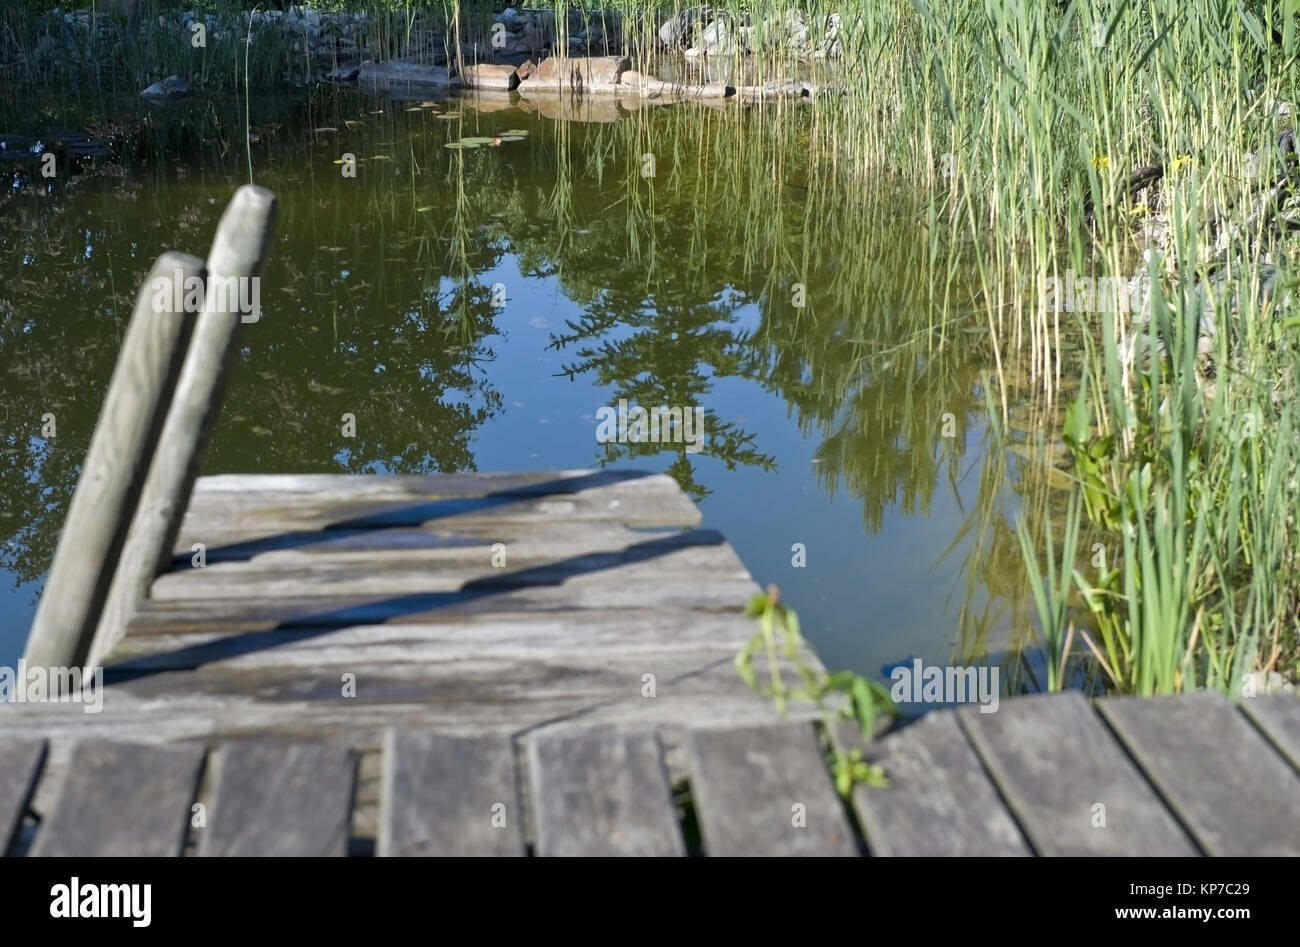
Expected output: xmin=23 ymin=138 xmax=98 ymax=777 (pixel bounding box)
xmin=736 ymin=585 xmax=896 ymax=795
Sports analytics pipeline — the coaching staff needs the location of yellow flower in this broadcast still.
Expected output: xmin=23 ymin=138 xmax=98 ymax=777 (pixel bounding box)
xmin=1170 ymin=154 xmax=1193 ymax=174
xmin=1092 ymin=155 xmax=1111 ymax=170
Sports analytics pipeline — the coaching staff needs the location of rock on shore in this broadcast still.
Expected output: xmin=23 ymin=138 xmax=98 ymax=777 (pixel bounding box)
xmin=461 ymin=64 xmax=521 ymax=91
xmin=140 ymin=75 xmax=191 ymax=99
xmin=358 ymin=60 xmax=453 ymax=88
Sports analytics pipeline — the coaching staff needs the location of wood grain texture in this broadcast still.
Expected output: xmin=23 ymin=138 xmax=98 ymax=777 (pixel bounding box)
xmin=192 ymin=469 xmax=659 ymax=497
xmin=1240 ymin=695 xmax=1300 ymax=773
xmin=161 ymin=521 xmax=678 ymax=566
xmin=99 ymin=648 xmax=780 ymax=704
xmin=199 ymin=739 xmax=356 ymax=856
xmin=24 ymin=253 xmax=203 ymax=669
xmin=169 ymin=472 xmax=700 ymax=560
xmin=88 ymin=186 xmax=278 ymax=669
xmin=183 ymin=470 xmax=700 ymax=527
xmin=0 ymin=689 xmax=818 ymax=753
xmin=105 ymin=612 xmax=767 ymax=671
xmin=0 ymin=692 xmax=812 ymax=840
xmin=528 ymin=728 xmax=684 ymax=856
xmin=121 ymin=578 xmax=762 ymax=636
xmin=689 ymin=724 xmax=857 ymax=856
xmin=31 ymin=740 xmax=205 ymax=856
xmin=1099 ymin=693 xmax=1300 ymax=855
xmin=147 ymin=532 xmax=747 ymax=600
xmin=842 ymin=711 xmax=1031 ymax=857
xmin=0 ymin=740 xmax=47 ymax=856
xmin=379 ymin=730 xmax=523 ymax=856
xmin=959 ymin=692 xmax=1197 ymax=855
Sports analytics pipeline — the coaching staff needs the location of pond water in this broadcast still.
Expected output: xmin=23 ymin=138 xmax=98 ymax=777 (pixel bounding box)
xmin=0 ymin=85 xmax=1045 ymax=692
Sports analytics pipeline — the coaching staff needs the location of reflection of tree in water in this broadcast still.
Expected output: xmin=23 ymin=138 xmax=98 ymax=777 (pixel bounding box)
xmin=0 ymin=93 xmax=507 ymax=587
xmin=520 ymin=108 xmax=1051 ymax=675
xmin=1 ymin=90 xmax=1014 ymax=619
xmin=749 ymin=295 xmax=986 ymax=533
xmin=0 ymin=175 xmax=180 ymax=587
xmin=530 ymin=109 xmax=991 ymax=521
xmin=208 ymin=252 xmax=503 ymax=476
xmin=548 ymin=292 xmax=775 ymax=503
xmin=509 ymin=110 xmax=1072 ymax=683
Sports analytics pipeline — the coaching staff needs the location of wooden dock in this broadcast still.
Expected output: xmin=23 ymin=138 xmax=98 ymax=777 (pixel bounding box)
xmin=2 ymin=468 xmax=1299 ymax=856
xmin=2 ymin=468 xmax=833 ymax=854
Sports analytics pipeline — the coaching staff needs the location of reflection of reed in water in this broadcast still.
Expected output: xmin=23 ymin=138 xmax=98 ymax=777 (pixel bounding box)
xmin=517 ymin=101 xmax=1051 ymax=668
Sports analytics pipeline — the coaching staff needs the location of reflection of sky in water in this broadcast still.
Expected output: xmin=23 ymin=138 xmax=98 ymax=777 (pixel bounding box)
xmin=451 ymin=252 xmax=1011 ymax=678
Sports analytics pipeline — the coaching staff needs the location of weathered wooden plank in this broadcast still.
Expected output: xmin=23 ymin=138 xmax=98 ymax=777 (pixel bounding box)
xmin=174 ymin=497 xmax=693 ymax=534
xmin=1098 ymin=693 xmax=1300 ymax=855
xmin=1240 ymin=695 xmax=1300 ymax=773
xmin=0 ymin=690 xmax=815 ymax=750
xmin=106 ymin=613 xmax=769 ymax=671
xmin=378 ymin=730 xmax=524 ymax=856
xmin=959 ymin=692 xmax=1197 ymax=855
xmin=689 ymin=724 xmax=857 ymax=856
xmin=148 ymin=531 xmax=747 ymax=600
xmin=164 ymin=522 xmax=674 ymax=565
xmin=191 ymin=469 xmax=661 ymax=498
xmin=200 ymin=739 xmax=356 ymax=856
xmin=840 ymin=711 xmax=1031 ymax=857
xmin=172 ymin=476 xmax=702 ymax=551
xmin=121 ymin=578 xmax=761 ymax=635
xmin=179 ymin=471 xmax=701 ymax=534
xmin=88 ymin=186 xmax=277 ymax=668
xmin=23 ymin=253 xmax=203 ymax=669
xmin=0 ymin=740 xmax=46 ymax=856
xmin=31 ymin=740 xmax=205 ymax=856
xmin=99 ymin=650 xmax=790 ymax=704
xmin=0 ymin=696 xmax=813 ymax=761
xmin=528 ymin=728 xmax=685 ymax=856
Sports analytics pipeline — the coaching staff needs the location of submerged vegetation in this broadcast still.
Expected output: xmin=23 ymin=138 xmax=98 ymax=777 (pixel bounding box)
xmin=2 ymin=0 xmax=1298 ymax=697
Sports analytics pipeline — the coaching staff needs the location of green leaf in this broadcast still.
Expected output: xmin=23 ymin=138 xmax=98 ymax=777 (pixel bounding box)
xmin=852 ymin=676 xmax=878 ymax=736
xmin=860 ymin=764 xmax=889 ymax=788
xmin=834 ymin=758 xmax=851 ymax=797
xmin=1088 ymin=434 xmax=1115 ymax=462
xmin=781 ymin=606 xmax=802 ymax=657
xmin=1064 ymin=393 xmax=1090 ymax=446
xmin=734 ymin=646 xmax=757 ymax=690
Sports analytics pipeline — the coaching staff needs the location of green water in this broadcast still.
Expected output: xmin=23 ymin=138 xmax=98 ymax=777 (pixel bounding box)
xmin=0 ymin=85 xmax=1041 ymax=687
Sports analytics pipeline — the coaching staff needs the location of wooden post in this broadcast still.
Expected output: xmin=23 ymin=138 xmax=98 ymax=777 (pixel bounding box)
xmin=22 ymin=252 xmax=205 ymax=670
xmin=89 ymin=185 xmax=278 ymax=667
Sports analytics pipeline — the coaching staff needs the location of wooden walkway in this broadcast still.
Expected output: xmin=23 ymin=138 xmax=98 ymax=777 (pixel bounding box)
xmin=1 ymin=469 xmax=824 ymax=854
xmin=2 ymin=470 xmax=1299 ymax=855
